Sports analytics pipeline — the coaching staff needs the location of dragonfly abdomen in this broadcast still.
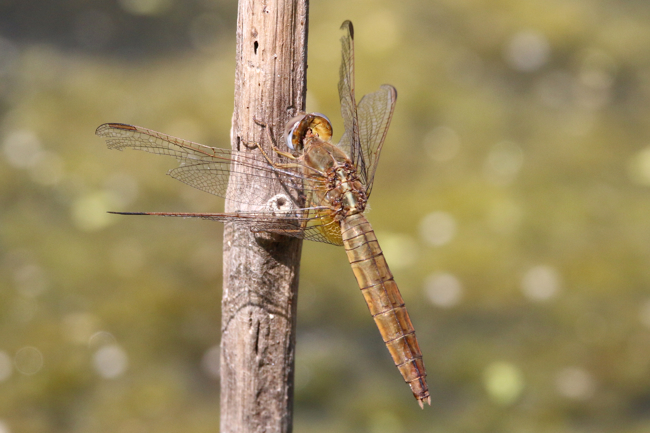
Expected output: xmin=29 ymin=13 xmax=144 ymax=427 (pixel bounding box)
xmin=340 ymin=213 xmax=430 ymax=407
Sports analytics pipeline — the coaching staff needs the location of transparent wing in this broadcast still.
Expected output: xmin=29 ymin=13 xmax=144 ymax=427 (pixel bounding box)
xmin=95 ymin=123 xmax=325 ymax=207
xmin=356 ymin=84 xmax=397 ymax=197
xmin=338 ymin=20 xmax=361 ymax=170
xmin=96 ymin=123 xmax=343 ymax=245
xmin=108 ymin=211 xmax=343 ymax=246
xmin=337 ymin=22 xmax=397 ymax=197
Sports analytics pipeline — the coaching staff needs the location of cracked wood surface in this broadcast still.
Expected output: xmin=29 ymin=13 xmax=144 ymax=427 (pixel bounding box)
xmin=220 ymin=1 xmax=309 ymax=432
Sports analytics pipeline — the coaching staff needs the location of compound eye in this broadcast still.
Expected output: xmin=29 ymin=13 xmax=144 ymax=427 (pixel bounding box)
xmin=312 ymin=112 xmax=332 ymax=127
xmin=308 ymin=113 xmax=333 ymax=142
xmin=283 ymin=114 xmax=307 ymax=151
xmin=285 ymin=122 xmax=298 ymax=150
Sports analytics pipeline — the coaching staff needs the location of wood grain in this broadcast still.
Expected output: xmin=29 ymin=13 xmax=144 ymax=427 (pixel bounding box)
xmin=220 ymin=1 xmax=309 ymax=432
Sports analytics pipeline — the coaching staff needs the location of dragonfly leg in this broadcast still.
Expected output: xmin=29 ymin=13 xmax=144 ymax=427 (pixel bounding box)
xmin=256 ymin=145 xmax=305 ymax=171
xmin=241 ymin=139 xmax=262 ymax=150
xmin=253 ymin=117 xmax=297 ymax=160
xmin=239 ymin=138 xmax=300 ymax=167
xmin=252 ymin=118 xmax=325 ymax=177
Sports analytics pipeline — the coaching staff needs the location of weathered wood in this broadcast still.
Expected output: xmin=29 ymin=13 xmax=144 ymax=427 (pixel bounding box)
xmin=221 ymin=1 xmax=309 ymax=432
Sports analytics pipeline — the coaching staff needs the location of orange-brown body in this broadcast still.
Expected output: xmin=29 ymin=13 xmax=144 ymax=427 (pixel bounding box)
xmin=341 ymin=213 xmax=430 ymax=406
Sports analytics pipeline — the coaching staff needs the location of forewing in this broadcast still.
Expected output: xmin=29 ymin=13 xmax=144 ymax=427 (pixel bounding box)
xmin=95 ymin=123 xmax=323 ymax=207
xmin=97 ymin=123 xmax=343 ymax=245
xmin=356 ymin=84 xmax=397 ymax=197
xmin=97 ymin=123 xmax=225 ymax=163
xmin=338 ymin=20 xmax=361 ymax=170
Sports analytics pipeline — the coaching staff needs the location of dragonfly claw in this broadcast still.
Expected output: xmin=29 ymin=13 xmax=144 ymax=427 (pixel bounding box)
xmin=253 ymin=117 xmax=268 ymax=128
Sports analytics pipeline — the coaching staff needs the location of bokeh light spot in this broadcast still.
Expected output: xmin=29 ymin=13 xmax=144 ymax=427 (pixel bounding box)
xmin=201 ymin=345 xmax=220 ymax=379
xmin=504 ymin=30 xmax=550 ymax=72
xmin=521 ymin=265 xmax=561 ymax=302
xmin=93 ymin=345 xmax=128 ymax=379
xmin=378 ymin=232 xmax=418 ymax=270
xmin=424 ymin=272 xmax=463 ymax=308
xmin=483 ymin=361 xmax=525 ymax=405
xmin=13 ymin=263 xmax=49 ymax=297
xmin=2 ymin=130 xmax=43 ymax=169
xmin=575 ymin=68 xmax=612 ymax=111
xmin=419 ymin=211 xmax=456 ymax=246
xmin=29 ymin=150 xmax=65 ymax=186
xmin=14 ymin=346 xmax=43 ymax=375
xmin=88 ymin=331 xmax=117 ymax=350
xmin=555 ymin=367 xmax=596 ymax=400
xmin=70 ymin=191 xmax=116 ymax=231
xmin=579 ymin=49 xmax=616 ymax=89
xmin=0 ymin=420 xmax=9 ymax=433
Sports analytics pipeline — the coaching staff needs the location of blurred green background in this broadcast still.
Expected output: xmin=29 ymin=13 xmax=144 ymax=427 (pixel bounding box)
xmin=2 ymin=0 xmax=650 ymax=431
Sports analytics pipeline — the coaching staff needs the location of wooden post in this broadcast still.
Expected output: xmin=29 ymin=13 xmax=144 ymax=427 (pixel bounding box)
xmin=221 ymin=1 xmax=308 ymax=432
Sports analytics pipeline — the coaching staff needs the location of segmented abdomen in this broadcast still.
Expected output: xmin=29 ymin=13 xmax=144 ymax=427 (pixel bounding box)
xmin=340 ymin=213 xmax=430 ymax=406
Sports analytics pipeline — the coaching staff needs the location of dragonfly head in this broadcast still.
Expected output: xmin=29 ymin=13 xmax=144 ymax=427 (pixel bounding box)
xmin=284 ymin=113 xmax=333 ymax=151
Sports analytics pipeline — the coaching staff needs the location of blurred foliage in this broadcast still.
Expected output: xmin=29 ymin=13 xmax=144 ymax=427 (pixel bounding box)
xmin=1 ymin=0 xmax=650 ymax=432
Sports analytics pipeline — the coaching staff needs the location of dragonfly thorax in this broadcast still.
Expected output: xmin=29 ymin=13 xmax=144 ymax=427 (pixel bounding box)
xmin=332 ymin=164 xmax=367 ymax=217
xmin=300 ymin=138 xmax=367 ymax=219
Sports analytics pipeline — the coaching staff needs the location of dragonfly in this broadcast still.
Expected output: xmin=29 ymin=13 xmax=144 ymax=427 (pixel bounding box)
xmin=96 ymin=20 xmax=430 ymax=408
